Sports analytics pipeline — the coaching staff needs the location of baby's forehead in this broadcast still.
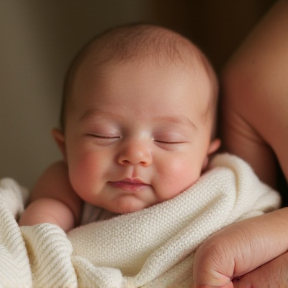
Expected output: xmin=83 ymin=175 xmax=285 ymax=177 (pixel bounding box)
xmin=76 ymin=52 xmax=214 ymax=119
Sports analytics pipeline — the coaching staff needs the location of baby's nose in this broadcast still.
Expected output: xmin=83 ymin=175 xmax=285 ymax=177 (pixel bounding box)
xmin=118 ymin=140 xmax=152 ymax=166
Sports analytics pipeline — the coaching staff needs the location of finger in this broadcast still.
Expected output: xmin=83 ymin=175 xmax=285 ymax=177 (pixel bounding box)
xmin=192 ymin=244 xmax=234 ymax=287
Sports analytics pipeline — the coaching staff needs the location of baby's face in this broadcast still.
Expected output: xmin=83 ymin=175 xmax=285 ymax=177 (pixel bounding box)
xmin=62 ymin=59 xmax=219 ymax=214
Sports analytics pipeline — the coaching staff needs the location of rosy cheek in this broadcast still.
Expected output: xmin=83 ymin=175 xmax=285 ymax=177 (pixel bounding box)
xmin=167 ymin=158 xmax=193 ymax=178
xmin=159 ymin=158 xmax=200 ymax=198
xmin=68 ymin=151 xmax=97 ymax=186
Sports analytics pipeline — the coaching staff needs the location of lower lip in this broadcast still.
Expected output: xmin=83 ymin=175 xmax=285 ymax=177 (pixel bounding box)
xmin=109 ymin=181 xmax=149 ymax=192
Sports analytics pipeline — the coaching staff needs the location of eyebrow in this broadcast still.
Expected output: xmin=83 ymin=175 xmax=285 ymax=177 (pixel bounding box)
xmin=79 ymin=109 xmax=125 ymax=122
xmin=79 ymin=109 xmax=197 ymax=129
xmin=153 ymin=115 xmax=197 ymax=129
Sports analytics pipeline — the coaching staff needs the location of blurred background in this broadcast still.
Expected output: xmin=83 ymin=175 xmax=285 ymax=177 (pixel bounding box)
xmin=0 ymin=0 xmax=276 ymax=189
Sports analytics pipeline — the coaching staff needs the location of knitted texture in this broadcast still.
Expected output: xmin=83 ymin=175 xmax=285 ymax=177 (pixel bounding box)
xmin=0 ymin=154 xmax=281 ymax=288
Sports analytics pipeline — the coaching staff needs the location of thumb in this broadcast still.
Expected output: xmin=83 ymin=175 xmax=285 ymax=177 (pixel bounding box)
xmin=192 ymin=237 xmax=234 ymax=288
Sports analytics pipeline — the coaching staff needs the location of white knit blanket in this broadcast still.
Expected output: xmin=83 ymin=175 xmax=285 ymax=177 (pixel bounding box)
xmin=0 ymin=154 xmax=281 ymax=288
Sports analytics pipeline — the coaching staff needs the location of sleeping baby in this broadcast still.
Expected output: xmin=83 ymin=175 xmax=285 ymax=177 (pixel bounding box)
xmin=19 ymin=23 xmax=221 ymax=230
xmin=16 ymin=24 xmax=281 ymax=288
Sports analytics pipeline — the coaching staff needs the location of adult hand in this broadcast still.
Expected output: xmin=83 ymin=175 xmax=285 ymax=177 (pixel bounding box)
xmin=192 ymin=252 xmax=288 ymax=288
xmin=192 ymin=208 xmax=288 ymax=288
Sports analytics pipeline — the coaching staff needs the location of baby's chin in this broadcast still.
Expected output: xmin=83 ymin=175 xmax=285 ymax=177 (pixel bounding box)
xmin=108 ymin=197 xmax=153 ymax=215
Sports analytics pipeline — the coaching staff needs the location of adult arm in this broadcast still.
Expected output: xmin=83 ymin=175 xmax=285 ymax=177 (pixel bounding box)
xmin=221 ymin=0 xmax=288 ymax=188
xmin=193 ymin=0 xmax=288 ymax=287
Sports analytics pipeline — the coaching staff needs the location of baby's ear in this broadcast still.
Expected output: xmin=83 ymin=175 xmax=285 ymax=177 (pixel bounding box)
xmin=208 ymin=138 xmax=221 ymax=155
xmin=52 ymin=128 xmax=67 ymax=160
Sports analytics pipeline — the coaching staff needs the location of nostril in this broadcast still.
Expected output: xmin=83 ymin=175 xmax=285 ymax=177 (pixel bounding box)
xmin=118 ymin=157 xmax=133 ymax=165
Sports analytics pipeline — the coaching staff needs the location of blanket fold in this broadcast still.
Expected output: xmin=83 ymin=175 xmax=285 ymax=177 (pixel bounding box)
xmin=0 ymin=154 xmax=281 ymax=288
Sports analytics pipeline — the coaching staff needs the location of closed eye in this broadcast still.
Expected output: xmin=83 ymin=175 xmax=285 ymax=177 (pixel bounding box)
xmin=87 ymin=134 xmax=120 ymax=139
xmin=154 ymin=140 xmax=184 ymax=144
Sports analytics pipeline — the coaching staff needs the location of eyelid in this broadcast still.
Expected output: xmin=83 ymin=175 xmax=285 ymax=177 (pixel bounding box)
xmin=153 ymin=131 xmax=188 ymax=145
xmin=87 ymin=134 xmax=120 ymax=139
xmin=154 ymin=140 xmax=184 ymax=144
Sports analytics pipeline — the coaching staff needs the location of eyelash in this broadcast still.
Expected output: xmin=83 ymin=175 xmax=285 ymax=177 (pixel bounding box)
xmin=88 ymin=134 xmax=120 ymax=139
xmin=154 ymin=140 xmax=183 ymax=145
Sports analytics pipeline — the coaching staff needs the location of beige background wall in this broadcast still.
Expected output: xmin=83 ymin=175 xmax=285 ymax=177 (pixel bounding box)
xmin=0 ymin=0 xmax=275 ymax=189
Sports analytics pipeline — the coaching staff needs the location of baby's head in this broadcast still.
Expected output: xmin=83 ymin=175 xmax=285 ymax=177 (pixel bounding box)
xmin=54 ymin=24 xmax=220 ymax=214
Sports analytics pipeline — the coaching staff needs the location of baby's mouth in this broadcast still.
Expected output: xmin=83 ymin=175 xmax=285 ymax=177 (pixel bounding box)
xmin=109 ymin=178 xmax=150 ymax=192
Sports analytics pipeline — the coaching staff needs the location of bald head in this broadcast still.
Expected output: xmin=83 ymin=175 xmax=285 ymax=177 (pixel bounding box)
xmin=60 ymin=24 xmax=218 ymax=131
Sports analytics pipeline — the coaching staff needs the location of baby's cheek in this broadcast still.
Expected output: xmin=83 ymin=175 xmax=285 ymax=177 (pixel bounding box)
xmin=68 ymin=153 xmax=100 ymax=194
xmin=174 ymin=157 xmax=199 ymax=179
xmin=159 ymin=158 xmax=200 ymax=199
